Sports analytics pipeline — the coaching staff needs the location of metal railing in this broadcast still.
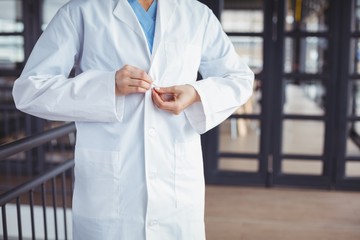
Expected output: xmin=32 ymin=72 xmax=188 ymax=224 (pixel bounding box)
xmin=0 ymin=123 xmax=76 ymax=240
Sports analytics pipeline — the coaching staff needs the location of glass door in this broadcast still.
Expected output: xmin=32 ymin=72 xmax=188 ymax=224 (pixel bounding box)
xmin=272 ymin=0 xmax=337 ymax=188
xmin=202 ymin=0 xmax=360 ymax=190
xmin=202 ymin=0 xmax=270 ymax=186
xmin=335 ymin=0 xmax=360 ymax=190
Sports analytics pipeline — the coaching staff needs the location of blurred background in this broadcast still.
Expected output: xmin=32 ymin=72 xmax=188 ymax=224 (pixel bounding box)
xmin=0 ymin=0 xmax=360 ymax=239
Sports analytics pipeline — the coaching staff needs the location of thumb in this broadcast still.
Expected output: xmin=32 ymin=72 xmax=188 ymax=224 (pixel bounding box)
xmin=154 ymin=86 xmax=176 ymax=94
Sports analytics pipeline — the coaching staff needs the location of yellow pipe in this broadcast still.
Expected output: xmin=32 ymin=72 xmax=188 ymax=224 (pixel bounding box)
xmin=295 ymin=0 xmax=302 ymax=22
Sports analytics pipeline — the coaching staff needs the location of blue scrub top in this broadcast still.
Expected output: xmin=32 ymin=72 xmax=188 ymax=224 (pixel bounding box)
xmin=128 ymin=0 xmax=157 ymax=53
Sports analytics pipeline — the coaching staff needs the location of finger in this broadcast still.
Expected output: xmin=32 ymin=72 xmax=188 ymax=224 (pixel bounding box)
xmin=121 ymin=86 xmax=148 ymax=96
xmin=160 ymin=93 xmax=176 ymax=102
xmin=126 ymin=85 xmax=148 ymax=94
xmin=154 ymin=86 xmax=177 ymax=94
xmin=152 ymin=89 xmax=172 ymax=109
xmin=121 ymin=79 xmax=148 ymax=94
xmin=123 ymin=65 xmax=152 ymax=83
xmin=128 ymin=79 xmax=152 ymax=90
xmin=152 ymin=86 xmax=175 ymax=101
xmin=152 ymin=89 xmax=179 ymax=112
xmin=152 ymin=89 xmax=165 ymax=107
xmin=151 ymin=89 xmax=161 ymax=108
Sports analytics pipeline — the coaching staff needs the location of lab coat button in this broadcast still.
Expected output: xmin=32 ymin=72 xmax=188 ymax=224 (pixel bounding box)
xmin=149 ymin=219 xmax=159 ymax=227
xmin=148 ymin=128 xmax=156 ymax=137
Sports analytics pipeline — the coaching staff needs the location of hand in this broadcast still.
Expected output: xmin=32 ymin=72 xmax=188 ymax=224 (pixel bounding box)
xmin=151 ymin=84 xmax=201 ymax=115
xmin=115 ymin=65 xmax=152 ymax=96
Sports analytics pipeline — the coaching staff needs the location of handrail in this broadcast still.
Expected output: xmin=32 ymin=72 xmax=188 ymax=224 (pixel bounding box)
xmin=0 ymin=122 xmax=76 ymax=159
xmin=0 ymin=122 xmax=76 ymax=240
xmin=0 ymin=159 xmax=74 ymax=206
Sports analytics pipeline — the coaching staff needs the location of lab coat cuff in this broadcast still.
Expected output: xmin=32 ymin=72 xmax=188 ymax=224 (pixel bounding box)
xmin=115 ymin=95 xmax=125 ymax=121
xmin=184 ymin=82 xmax=209 ymax=134
xmin=109 ymin=71 xmax=124 ymax=122
xmin=184 ymin=102 xmax=206 ymax=134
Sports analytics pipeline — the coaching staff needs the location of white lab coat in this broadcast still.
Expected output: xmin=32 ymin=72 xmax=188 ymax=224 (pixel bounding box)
xmin=12 ymin=0 xmax=254 ymax=239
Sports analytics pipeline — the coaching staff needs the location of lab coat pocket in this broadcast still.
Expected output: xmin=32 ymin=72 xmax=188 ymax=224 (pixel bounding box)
xmin=175 ymin=137 xmax=205 ymax=208
xmin=73 ymin=148 xmax=121 ymax=219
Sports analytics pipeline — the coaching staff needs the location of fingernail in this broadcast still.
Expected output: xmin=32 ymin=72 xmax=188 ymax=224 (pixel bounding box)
xmin=152 ymin=83 xmax=160 ymax=90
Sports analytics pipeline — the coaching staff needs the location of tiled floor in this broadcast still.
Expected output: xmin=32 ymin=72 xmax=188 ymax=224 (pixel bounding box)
xmin=205 ymin=185 xmax=360 ymax=240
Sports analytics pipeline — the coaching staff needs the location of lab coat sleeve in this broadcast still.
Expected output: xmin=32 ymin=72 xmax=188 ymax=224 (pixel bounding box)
xmin=12 ymin=9 xmax=125 ymax=122
xmin=184 ymin=9 xmax=254 ymax=134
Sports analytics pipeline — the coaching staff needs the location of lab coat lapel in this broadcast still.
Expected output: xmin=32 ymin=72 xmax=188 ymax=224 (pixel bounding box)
xmin=150 ymin=0 xmax=179 ymax=81
xmin=152 ymin=0 xmax=179 ymax=55
xmin=113 ymin=0 xmax=145 ymax=40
